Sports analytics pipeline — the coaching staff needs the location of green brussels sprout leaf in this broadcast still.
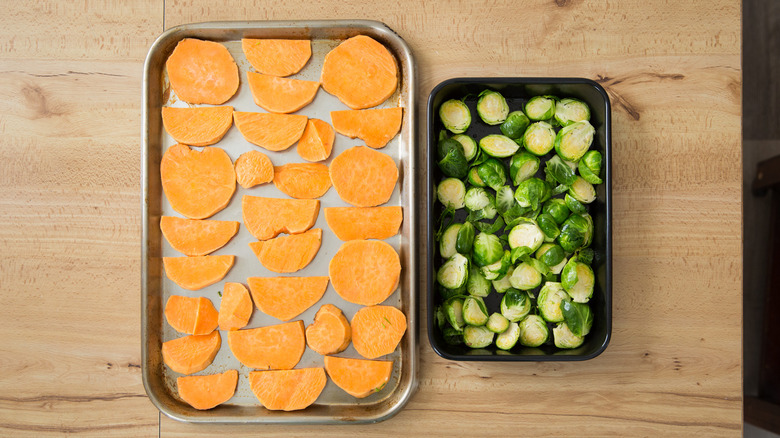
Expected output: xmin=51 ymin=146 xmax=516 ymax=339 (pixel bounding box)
xmin=560 ymin=301 xmax=593 ymax=337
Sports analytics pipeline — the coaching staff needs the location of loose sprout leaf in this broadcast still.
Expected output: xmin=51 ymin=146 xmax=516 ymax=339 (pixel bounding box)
xmin=510 ymin=246 xmax=533 ymax=264
xmin=435 ymin=207 xmax=456 ymax=241
xmin=456 ymin=221 xmax=476 ymax=254
xmin=484 ymin=216 xmax=505 ymax=234
xmin=437 ymin=137 xmax=464 ymax=161
xmin=560 ymin=301 xmax=593 ymax=337
xmin=521 ymin=255 xmax=551 ymax=276
xmin=579 ymin=159 xmax=603 ymax=184
xmin=577 ymin=248 xmax=595 ymax=265
xmin=546 ymin=155 xmax=578 ymax=186
xmin=561 ymin=258 xmax=580 ymax=290
xmin=552 ymin=184 xmax=569 ymax=196
xmin=564 ymin=193 xmax=587 ymax=214
xmin=476 ymin=158 xmax=508 ymax=191
xmin=438 ymin=147 xmax=469 ymax=178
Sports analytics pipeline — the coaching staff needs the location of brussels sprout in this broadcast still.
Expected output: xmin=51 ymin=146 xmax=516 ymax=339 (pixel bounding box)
xmin=486 ymin=313 xmax=510 ymax=334
xmin=537 ymin=282 xmax=570 ymax=323
xmin=558 ymin=214 xmax=590 ymax=252
xmin=514 ymin=177 xmax=550 ymax=210
xmin=456 ymin=221 xmax=476 ymax=254
xmin=554 ymin=98 xmax=590 ymax=126
xmin=578 ymin=150 xmax=603 ymax=184
xmin=569 ymin=176 xmax=596 ymax=204
xmin=444 ymin=296 xmax=466 ymax=331
xmin=452 ymin=134 xmax=478 ymax=161
xmin=467 ymin=167 xmax=486 ymax=187
xmin=439 ymin=99 xmax=471 ymax=134
xmin=581 ymin=213 xmax=594 ymax=248
xmin=510 ymin=151 xmax=541 ymax=185
xmin=479 ymin=134 xmax=520 ymax=158
xmin=509 ymin=262 xmax=542 ymax=290
xmin=496 ymin=322 xmax=521 ymax=350
xmin=437 ymin=253 xmax=469 ymax=289
xmin=577 ymin=247 xmax=595 ymax=265
xmin=434 ymin=306 xmax=446 ymax=331
xmin=439 ymin=223 xmax=461 ymax=259
xmin=437 ymin=133 xmax=464 ymax=160
xmin=462 ymin=296 xmax=489 ymax=326
xmin=518 ymin=314 xmax=549 ymax=347
xmin=467 ymin=265 xmax=491 ymax=297
xmin=463 ymin=325 xmax=495 ymax=348
xmin=492 ymin=265 xmax=514 ymax=293
xmin=496 ymin=185 xmax=517 ymax=214
xmin=564 ymin=193 xmax=587 ymax=214
xmin=536 ymin=243 xmax=565 ymax=268
xmin=473 ymin=232 xmax=504 ymax=267
xmin=522 ymin=121 xmax=556 ymax=156
xmin=443 ymin=326 xmax=464 ymax=345
xmin=481 ymin=249 xmax=511 ymax=280
xmin=501 ymin=289 xmax=532 ymax=322
xmin=553 ymin=322 xmax=585 ymax=349
xmin=542 ymin=198 xmax=570 ymax=224
xmin=536 ymin=213 xmax=561 ymax=241
xmin=437 ymin=178 xmax=466 ymax=209
xmin=561 ymin=259 xmax=595 ymax=303
xmin=465 ymin=187 xmax=491 ymax=211
xmin=500 ymin=111 xmax=531 ymax=139
xmin=524 ymin=95 xmax=556 ymax=121
xmin=560 ymin=301 xmax=593 ymax=337
xmin=554 ymin=120 xmax=595 ymax=162
xmin=476 ymin=158 xmax=508 ymax=190
xmin=476 ymin=90 xmax=510 ymax=125
xmin=545 ymin=155 xmax=578 ymax=187
xmin=508 ymin=219 xmax=544 ymax=251
xmin=438 ymin=147 xmax=469 ymax=178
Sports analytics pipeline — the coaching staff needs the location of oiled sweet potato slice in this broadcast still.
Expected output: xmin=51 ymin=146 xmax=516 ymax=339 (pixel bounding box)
xmin=247 ymin=276 xmax=328 ymax=321
xmin=329 ymin=146 xmax=397 ymax=207
xmin=163 ymin=255 xmax=235 ymax=291
xmin=166 ymin=38 xmax=239 ymax=105
xmin=247 ymin=72 xmax=319 ymax=114
xmin=329 ymin=240 xmax=400 ymax=305
xmin=162 ymin=331 xmax=221 ymax=375
xmin=324 ymin=206 xmax=402 ymax=241
xmin=228 ymin=321 xmax=305 ymax=370
xmin=233 ymin=112 xmax=307 ymax=152
xmin=234 ymin=150 xmax=274 ymax=189
xmin=160 ymin=216 xmax=239 ymax=256
xmin=351 ymin=305 xmax=407 ymax=360
xmin=241 ymin=39 xmax=311 ymax=77
xmin=330 ymin=107 xmax=402 ymax=149
xmin=297 ymin=119 xmax=334 ymax=162
xmin=218 ymin=283 xmax=253 ymax=331
xmin=177 ymin=369 xmax=238 ymax=410
xmin=165 ymin=295 xmax=219 ymax=335
xmin=306 ymin=304 xmax=351 ymax=355
xmin=324 ymin=356 xmax=393 ymax=398
xmin=273 ymin=163 xmax=331 ymax=199
xmin=248 ymin=368 xmax=326 ymax=411
xmin=162 ymin=106 xmax=234 ymax=146
xmin=248 ymin=229 xmax=322 ymax=273
xmin=242 ymin=195 xmax=319 ymax=241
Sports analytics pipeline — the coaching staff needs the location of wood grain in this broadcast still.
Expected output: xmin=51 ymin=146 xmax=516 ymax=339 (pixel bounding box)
xmin=162 ymin=0 xmax=742 ymax=435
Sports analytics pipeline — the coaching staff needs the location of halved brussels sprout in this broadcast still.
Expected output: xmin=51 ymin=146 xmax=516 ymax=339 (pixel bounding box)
xmin=510 ymin=151 xmax=541 ymax=185
xmin=569 ymin=176 xmax=596 ymax=204
xmin=437 ymin=178 xmax=466 ymax=209
xmin=473 ymin=232 xmax=504 ymax=267
xmin=438 ymin=147 xmax=469 ymax=178
xmin=564 ymin=193 xmax=587 ymax=214
xmin=463 ymin=325 xmax=495 ymax=348
xmin=479 ymin=134 xmax=520 ymax=158
xmin=508 ymin=219 xmax=545 ymax=251
xmin=500 ymin=111 xmax=531 ymax=139
xmin=537 ymin=282 xmax=570 ymax=323
xmin=496 ymin=321 xmax=521 ymax=350
xmin=560 ymin=300 xmax=593 ymax=337
xmin=561 ymin=259 xmax=595 ymax=303
xmin=578 ymin=150 xmax=603 ymax=184
xmin=437 ymin=132 xmax=464 ymax=160
xmin=522 ymin=121 xmax=556 ymax=156
xmin=452 ymin=134 xmax=478 ymax=161
xmin=481 ymin=250 xmax=511 ymax=280
xmin=462 ymin=296 xmax=489 ymax=326
xmin=467 ymin=265 xmax=491 ymax=297
xmin=492 ymin=265 xmax=515 ymax=293
xmin=501 ymin=289 xmax=532 ymax=322
xmin=437 ymin=253 xmax=469 ymax=289
xmin=536 ymin=213 xmax=561 ymax=242
xmin=476 ymin=90 xmax=510 ymax=125
xmin=554 ymin=120 xmax=595 ymax=162
xmin=514 ymin=177 xmax=550 ymax=210
xmin=545 ymin=155 xmax=578 ymax=187
xmin=486 ymin=312 xmax=510 ymax=334
xmin=536 ymin=243 xmax=565 ymax=268
xmin=465 ymin=187 xmax=491 ymax=211
xmin=456 ymin=221 xmax=476 ymax=254
xmin=467 ymin=167 xmax=486 ymax=187
xmin=439 ymin=99 xmax=471 ymax=134
xmin=518 ymin=314 xmax=549 ymax=347
xmin=444 ymin=296 xmax=465 ymax=330
xmin=476 ymin=158 xmax=508 ymax=190
xmin=553 ymin=322 xmax=584 ymax=349
xmin=439 ymin=223 xmax=461 ymax=259
xmin=524 ymin=95 xmax=556 ymax=121
xmin=554 ymin=98 xmax=590 ymax=126
xmin=542 ymin=198 xmax=570 ymax=224
xmin=558 ymin=214 xmax=590 ymax=252
xmin=509 ymin=262 xmax=542 ymax=290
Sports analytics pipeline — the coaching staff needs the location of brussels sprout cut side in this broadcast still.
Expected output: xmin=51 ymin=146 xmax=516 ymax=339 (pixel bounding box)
xmin=554 ymin=120 xmax=595 ymax=162
xmin=476 ymin=90 xmax=510 ymax=125
xmin=524 ymin=95 xmax=556 ymax=121
xmin=479 ymin=134 xmax=520 ymax=158
xmin=554 ymin=98 xmax=590 ymax=126
xmin=518 ymin=315 xmax=549 ymax=347
xmin=437 ymin=178 xmax=466 ymax=209
xmin=439 ymin=99 xmax=472 ymax=133
xmin=523 ymin=121 xmax=556 ymax=156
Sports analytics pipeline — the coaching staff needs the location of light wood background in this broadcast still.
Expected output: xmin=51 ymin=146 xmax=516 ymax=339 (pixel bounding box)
xmin=0 ymin=0 xmax=742 ymax=436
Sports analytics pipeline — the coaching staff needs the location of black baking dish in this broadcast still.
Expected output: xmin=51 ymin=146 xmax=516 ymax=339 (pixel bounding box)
xmin=426 ymin=77 xmax=612 ymax=361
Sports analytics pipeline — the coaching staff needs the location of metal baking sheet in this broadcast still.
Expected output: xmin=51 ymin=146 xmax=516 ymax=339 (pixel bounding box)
xmin=141 ymin=20 xmax=417 ymax=424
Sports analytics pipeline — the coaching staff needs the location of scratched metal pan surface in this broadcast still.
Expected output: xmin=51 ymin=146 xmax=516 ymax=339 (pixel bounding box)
xmin=141 ymin=20 xmax=417 ymax=424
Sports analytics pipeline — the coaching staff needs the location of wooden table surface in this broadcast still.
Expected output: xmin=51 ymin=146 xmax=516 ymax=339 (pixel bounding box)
xmin=0 ymin=1 xmax=742 ymax=436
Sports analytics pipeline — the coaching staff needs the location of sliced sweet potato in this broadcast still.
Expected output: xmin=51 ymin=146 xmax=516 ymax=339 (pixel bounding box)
xmin=297 ymin=119 xmax=335 ymax=162
xmin=247 ymin=276 xmax=328 ymax=321
xmin=162 ymin=331 xmax=221 ymax=375
xmin=241 ymin=39 xmax=311 ymax=77
xmin=305 ymin=304 xmax=351 ymax=355
xmin=248 ymin=229 xmax=322 ymax=273
xmin=329 ymin=146 xmax=398 ymax=207
xmin=177 ymin=369 xmax=238 ymax=410
xmin=166 ymin=38 xmax=239 ymax=105
xmin=320 ymin=35 xmax=398 ymax=109
xmin=324 ymin=206 xmax=403 ymax=241
xmin=242 ymin=195 xmax=319 ymax=241
xmin=160 ymin=143 xmax=236 ymax=219
xmin=160 ymin=216 xmax=239 ymax=256
xmin=234 ymin=150 xmax=274 ymax=189
xmin=323 ymin=356 xmax=393 ymax=398
xmin=351 ymin=305 xmax=407 ymax=360
xmin=163 ymin=255 xmax=235 ymax=291
xmin=329 ymin=240 xmax=401 ymax=306
xmin=161 ymin=106 xmax=234 ymax=146
xmin=248 ymin=368 xmax=326 ymax=411
xmin=247 ymin=72 xmax=320 ymax=114
xmin=165 ymin=295 xmax=219 ymax=335
xmin=218 ymin=282 xmax=253 ymax=331
xmin=233 ymin=112 xmax=307 ymax=152
xmin=227 ymin=321 xmax=305 ymax=370
xmin=330 ymin=107 xmax=402 ymax=149
xmin=273 ymin=163 xmax=331 ymax=199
